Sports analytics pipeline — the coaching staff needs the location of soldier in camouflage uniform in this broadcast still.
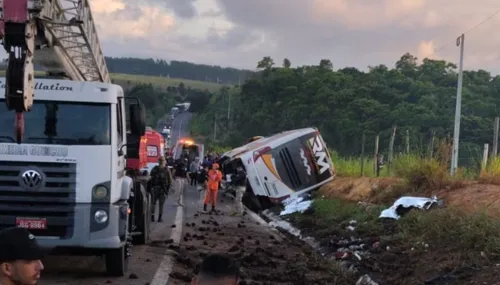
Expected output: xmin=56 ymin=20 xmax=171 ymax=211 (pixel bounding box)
xmin=150 ymin=156 xmax=172 ymax=222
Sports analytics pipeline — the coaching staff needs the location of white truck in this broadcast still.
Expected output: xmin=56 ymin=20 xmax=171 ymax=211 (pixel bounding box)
xmin=0 ymin=0 xmax=151 ymax=277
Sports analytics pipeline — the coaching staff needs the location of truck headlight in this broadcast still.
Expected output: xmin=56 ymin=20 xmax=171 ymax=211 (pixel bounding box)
xmin=92 ymin=185 xmax=108 ymax=199
xmin=94 ymin=210 xmax=108 ymax=223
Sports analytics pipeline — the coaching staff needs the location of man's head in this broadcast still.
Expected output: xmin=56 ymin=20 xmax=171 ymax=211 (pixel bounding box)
xmin=212 ymin=163 xmax=219 ymax=170
xmin=158 ymin=156 xmax=166 ymax=166
xmin=191 ymin=254 xmax=239 ymax=285
xmin=0 ymin=227 xmax=44 ymax=285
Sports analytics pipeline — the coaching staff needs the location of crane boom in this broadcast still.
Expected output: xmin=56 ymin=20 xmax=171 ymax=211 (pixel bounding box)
xmin=0 ymin=0 xmax=110 ymax=142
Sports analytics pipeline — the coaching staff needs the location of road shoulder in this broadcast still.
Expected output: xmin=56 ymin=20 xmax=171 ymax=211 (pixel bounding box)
xmin=167 ymin=199 xmax=350 ymax=284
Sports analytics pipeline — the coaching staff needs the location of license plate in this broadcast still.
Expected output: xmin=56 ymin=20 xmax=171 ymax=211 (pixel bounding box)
xmin=16 ymin=217 xmax=47 ymax=230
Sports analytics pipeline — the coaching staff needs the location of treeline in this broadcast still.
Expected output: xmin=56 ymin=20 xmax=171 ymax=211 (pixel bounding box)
xmin=190 ymin=54 xmax=500 ymax=167
xmin=105 ymin=57 xmax=254 ymax=85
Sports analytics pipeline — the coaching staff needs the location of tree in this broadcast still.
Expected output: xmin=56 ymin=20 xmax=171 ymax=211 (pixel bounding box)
xmin=257 ymin=56 xmax=274 ymax=69
xmin=283 ymin=58 xmax=291 ymax=68
xmin=319 ymin=59 xmax=333 ymax=70
xmin=190 ymin=52 xmax=499 ymax=167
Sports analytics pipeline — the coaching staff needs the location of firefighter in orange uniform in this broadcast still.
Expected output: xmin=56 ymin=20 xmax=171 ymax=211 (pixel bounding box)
xmin=203 ymin=163 xmax=222 ymax=212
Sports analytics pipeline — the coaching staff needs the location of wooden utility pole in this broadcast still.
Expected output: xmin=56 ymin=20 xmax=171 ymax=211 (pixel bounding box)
xmin=405 ymin=130 xmax=410 ymax=154
xmin=374 ymin=135 xmax=379 ymax=176
xmin=493 ymin=117 xmax=499 ymax=157
xmin=360 ymin=132 xmax=365 ymax=176
xmin=388 ymin=125 xmax=397 ymax=169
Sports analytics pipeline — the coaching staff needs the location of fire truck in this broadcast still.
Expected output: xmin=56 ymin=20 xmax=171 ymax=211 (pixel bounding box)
xmin=0 ymin=0 xmax=151 ymax=276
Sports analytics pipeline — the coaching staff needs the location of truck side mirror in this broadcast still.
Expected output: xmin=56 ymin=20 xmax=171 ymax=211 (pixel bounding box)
xmin=129 ymin=103 xmax=145 ymax=136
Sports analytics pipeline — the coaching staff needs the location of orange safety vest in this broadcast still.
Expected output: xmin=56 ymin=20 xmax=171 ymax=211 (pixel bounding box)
xmin=207 ymin=169 xmax=222 ymax=190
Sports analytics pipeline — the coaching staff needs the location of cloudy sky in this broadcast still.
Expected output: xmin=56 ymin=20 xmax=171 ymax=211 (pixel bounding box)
xmin=9 ymin=0 xmax=500 ymax=72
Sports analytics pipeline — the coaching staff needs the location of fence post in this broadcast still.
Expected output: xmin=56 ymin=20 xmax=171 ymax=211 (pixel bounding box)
xmin=429 ymin=130 xmax=436 ymax=158
xmin=374 ymin=135 xmax=379 ymax=176
xmin=493 ymin=117 xmax=499 ymax=157
xmin=405 ymin=129 xmax=410 ymax=154
xmin=360 ymin=132 xmax=365 ymax=176
xmin=388 ymin=125 xmax=396 ymax=171
xmin=482 ymin=143 xmax=489 ymax=171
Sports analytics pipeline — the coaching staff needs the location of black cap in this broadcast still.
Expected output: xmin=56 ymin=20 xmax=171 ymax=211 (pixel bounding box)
xmin=0 ymin=227 xmax=44 ymax=262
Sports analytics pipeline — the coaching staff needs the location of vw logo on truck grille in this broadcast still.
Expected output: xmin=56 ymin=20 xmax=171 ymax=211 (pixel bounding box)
xmin=21 ymin=170 xmax=43 ymax=189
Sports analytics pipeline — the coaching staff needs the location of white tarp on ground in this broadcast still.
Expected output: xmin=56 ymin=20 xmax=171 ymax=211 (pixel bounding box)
xmin=280 ymin=196 xmax=312 ymax=215
xmin=379 ymin=195 xmax=438 ymax=220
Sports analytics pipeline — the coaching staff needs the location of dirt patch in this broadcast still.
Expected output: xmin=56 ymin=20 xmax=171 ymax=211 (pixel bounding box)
xmin=320 ymin=177 xmax=401 ymax=202
xmin=169 ymin=210 xmax=352 ymax=284
xmin=289 ymin=199 xmax=500 ymax=285
xmin=320 ymin=177 xmax=500 ymax=215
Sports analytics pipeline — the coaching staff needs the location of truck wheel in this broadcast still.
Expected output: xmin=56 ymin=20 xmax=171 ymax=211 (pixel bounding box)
xmin=105 ymin=245 xmax=128 ymax=276
xmin=134 ymin=193 xmax=151 ymax=245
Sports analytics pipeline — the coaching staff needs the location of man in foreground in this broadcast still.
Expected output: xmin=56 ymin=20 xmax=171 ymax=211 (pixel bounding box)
xmin=0 ymin=227 xmax=45 ymax=285
xmin=190 ymin=254 xmax=239 ymax=285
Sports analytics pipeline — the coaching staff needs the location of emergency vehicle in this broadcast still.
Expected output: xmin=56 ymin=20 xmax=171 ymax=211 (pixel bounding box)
xmin=172 ymin=138 xmax=204 ymax=165
xmin=141 ymin=128 xmax=166 ymax=175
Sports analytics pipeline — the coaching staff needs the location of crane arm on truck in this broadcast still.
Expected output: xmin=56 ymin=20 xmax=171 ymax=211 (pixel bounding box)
xmin=0 ymin=0 xmax=110 ymax=142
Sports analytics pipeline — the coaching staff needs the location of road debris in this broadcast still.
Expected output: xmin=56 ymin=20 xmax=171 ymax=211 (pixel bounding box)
xmin=168 ymin=206 xmax=354 ymax=284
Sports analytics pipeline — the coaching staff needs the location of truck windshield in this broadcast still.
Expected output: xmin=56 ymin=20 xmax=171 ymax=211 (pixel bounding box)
xmin=0 ymin=99 xmax=111 ymax=145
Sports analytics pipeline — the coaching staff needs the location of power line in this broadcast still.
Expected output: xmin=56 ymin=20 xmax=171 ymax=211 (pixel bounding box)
xmin=433 ymin=9 xmax=500 ymax=57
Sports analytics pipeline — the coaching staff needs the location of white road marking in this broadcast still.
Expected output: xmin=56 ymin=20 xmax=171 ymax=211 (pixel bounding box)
xmin=150 ymin=193 xmax=184 ymax=285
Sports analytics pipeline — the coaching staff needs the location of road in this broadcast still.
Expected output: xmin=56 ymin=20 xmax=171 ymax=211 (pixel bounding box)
xmin=38 ymin=111 xmax=200 ymax=285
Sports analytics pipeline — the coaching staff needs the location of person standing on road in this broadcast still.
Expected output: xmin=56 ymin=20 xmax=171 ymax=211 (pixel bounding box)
xmin=149 ymin=156 xmax=172 ymax=222
xmin=173 ymin=157 xmax=190 ymax=206
xmin=203 ymin=163 xmax=222 ymax=212
xmin=190 ymin=254 xmax=240 ymax=285
xmin=0 ymin=227 xmax=44 ymax=285
xmin=230 ymin=166 xmax=247 ymax=216
xmin=197 ymin=165 xmax=209 ymax=210
xmin=189 ymin=157 xmax=200 ymax=186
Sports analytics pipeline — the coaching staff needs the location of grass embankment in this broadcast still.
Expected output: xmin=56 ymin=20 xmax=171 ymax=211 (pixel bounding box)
xmin=291 ymin=152 xmax=500 ymax=284
xmin=0 ymin=70 xmax=224 ymax=92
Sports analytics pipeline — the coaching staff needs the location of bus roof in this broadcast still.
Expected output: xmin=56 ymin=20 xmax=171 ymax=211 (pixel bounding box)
xmin=222 ymin=128 xmax=316 ymax=160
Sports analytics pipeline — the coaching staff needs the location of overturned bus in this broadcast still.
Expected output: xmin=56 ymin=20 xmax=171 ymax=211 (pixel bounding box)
xmin=219 ymin=128 xmax=335 ymax=211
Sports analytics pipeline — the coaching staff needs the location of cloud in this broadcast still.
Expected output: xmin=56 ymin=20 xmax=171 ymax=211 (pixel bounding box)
xmin=3 ymin=0 xmax=500 ymax=73
xmin=90 ymin=1 xmax=175 ymax=39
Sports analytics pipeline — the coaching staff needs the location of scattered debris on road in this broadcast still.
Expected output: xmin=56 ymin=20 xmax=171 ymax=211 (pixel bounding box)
xmin=168 ymin=208 xmax=354 ymax=284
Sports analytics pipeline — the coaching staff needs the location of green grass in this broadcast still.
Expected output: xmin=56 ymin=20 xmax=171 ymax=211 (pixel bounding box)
xmin=111 ymin=73 xmax=224 ymax=92
xmin=0 ymin=70 xmax=225 ymax=92
xmin=331 ymin=150 xmax=426 ymax=178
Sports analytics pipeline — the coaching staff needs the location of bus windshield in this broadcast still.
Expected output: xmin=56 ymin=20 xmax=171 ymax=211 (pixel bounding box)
xmin=0 ymin=99 xmax=111 ymax=145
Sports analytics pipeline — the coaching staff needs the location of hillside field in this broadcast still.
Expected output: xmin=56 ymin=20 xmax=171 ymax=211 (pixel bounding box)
xmin=0 ymin=70 xmax=224 ymax=92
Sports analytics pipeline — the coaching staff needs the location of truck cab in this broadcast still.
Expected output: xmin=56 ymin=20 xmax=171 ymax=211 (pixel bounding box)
xmin=0 ymin=78 xmax=150 ymax=276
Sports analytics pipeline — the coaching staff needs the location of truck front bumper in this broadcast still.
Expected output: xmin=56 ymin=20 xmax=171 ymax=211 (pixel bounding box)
xmin=26 ymin=203 xmax=127 ymax=250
